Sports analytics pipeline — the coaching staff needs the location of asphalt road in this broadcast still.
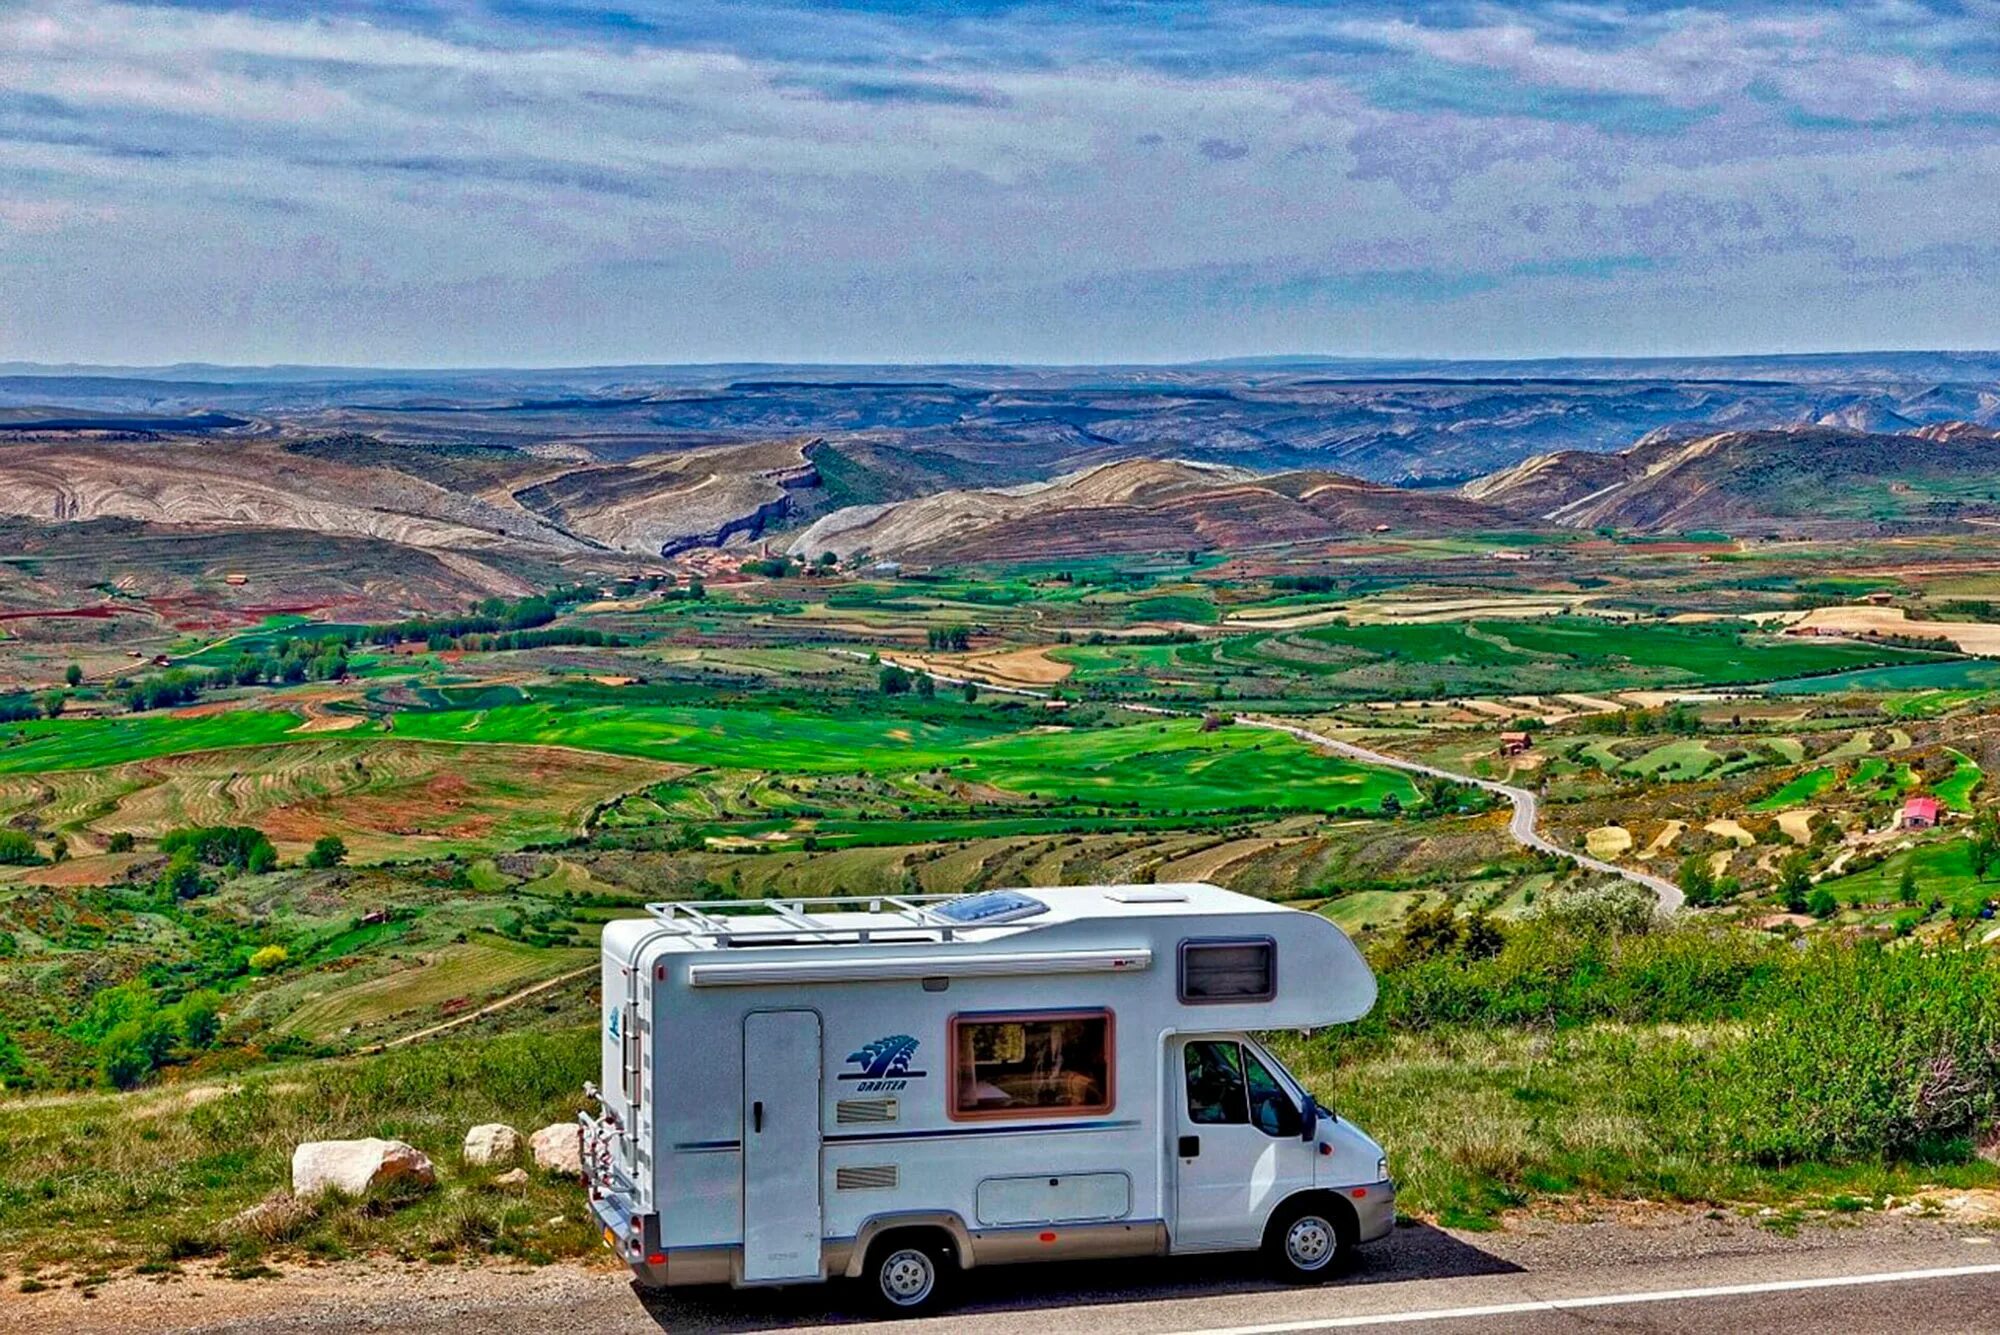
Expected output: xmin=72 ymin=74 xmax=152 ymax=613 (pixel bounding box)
xmin=30 ymin=1214 xmax=1997 ymax=1335
xmin=1241 ymin=718 xmax=1685 ymax=912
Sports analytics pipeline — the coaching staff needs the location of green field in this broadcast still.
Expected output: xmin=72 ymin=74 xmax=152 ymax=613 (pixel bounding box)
xmin=0 ymin=709 xmax=311 ymax=774
xmin=1053 ymin=616 xmax=1943 ymax=703
xmin=1938 ymin=749 xmax=1983 ymax=812
xmin=1767 ymin=658 xmax=2000 ymax=695
xmin=393 ymin=704 xmax=1417 ymax=815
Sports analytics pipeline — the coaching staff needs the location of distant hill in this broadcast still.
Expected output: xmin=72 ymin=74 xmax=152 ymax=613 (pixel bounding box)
xmin=1463 ymin=423 xmax=2000 ymax=533
xmin=3 ymin=353 xmax=1996 ymax=482
xmin=786 ymin=458 xmax=1506 ymax=562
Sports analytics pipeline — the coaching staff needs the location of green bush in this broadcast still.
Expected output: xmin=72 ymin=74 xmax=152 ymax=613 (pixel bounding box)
xmin=0 ymin=830 xmax=39 ymax=866
xmin=1639 ymin=941 xmax=2000 ymax=1163
xmin=304 ymin=835 xmax=348 ymax=869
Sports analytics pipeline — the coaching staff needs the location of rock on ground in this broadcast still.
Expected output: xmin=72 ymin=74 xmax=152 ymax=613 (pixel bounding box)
xmin=292 ymin=1138 xmax=436 ymax=1199
xmin=530 ymin=1123 xmax=583 ymax=1176
xmin=463 ymin=1123 xmax=524 ymax=1167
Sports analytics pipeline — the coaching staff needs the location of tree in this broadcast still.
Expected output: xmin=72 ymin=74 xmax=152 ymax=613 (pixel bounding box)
xmin=1776 ymin=851 xmax=1813 ymax=914
xmin=63 ymin=664 xmax=82 ymax=688
xmin=1678 ymin=853 xmax=1717 ymax=906
xmin=1899 ymin=862 xmax=1919 ymax=905
xmin=1379 ymin=792 xmax=1401 ymax=816
xmin=879 ymin=664 xmax=912 ymax=695
xmin=1972 ymin=810 xmax=2000 ymax=880
xmin=0 ymin=831 xmax=37 ymax=866
xmin=1386 ymin=902 xmax=1460 ymax=965
xmin=304 ymin=835 xmax=348 ymax=869
xmin=1459 ymin=910 xmax=1505 ymax=959
xmin=39 ymin=690 xmax=64 ymax=719
xmin=1807 ymin=887 xmax=1839 ymax=919
xmin=161 ymin=851 xmax=206 ymax=900
xmin=915 ymin=673 xmax=936 ymax=699
xmin=107 ymin=831 xmax=135 ymax=853
xmin=176 ymin=990 xmax=222 ymax=1049
xmin=960 ymin=681 xmax=979 ymax=704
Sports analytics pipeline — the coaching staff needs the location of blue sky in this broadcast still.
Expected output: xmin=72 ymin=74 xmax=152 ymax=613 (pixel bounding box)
xmin=1 ymin=1 xmax=1996 ymax=365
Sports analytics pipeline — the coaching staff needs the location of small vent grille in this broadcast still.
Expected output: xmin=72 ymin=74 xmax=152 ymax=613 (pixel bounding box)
xmin=835 ymin=1097 xmax=899 ymax=1125
xmin=836 ymin=1164 xmax=899 ymax=1191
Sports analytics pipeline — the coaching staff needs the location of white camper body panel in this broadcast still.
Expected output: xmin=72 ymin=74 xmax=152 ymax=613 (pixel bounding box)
xmin=583 ymin=883 xmax=1393 ymax=1288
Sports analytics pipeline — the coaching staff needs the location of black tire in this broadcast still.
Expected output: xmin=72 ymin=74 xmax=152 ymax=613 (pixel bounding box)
xmin=1263 ymin=1196 xmax=1353 ymax=1285
xmin=863 ymin=1231 xmax=955 ymax=1318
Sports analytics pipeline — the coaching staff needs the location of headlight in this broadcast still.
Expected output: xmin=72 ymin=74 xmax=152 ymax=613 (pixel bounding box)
xmin=1376 ymin=1155 xmax=1389 ymax=1180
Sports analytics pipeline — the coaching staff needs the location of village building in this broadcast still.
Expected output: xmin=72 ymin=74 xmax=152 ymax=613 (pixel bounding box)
xmin=1902 ymin=796 xmax=1941 ymax=829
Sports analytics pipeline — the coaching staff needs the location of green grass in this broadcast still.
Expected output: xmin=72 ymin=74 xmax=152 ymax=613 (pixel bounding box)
xmin=0 ymin=1029 xmax=601 ymax=1271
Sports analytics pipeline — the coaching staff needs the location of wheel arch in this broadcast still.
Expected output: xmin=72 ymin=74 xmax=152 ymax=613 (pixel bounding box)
xmin=1262 ymin=1188 xmax=1359 ymax=1251
xmin=843 ymin=1212 xmax=974 ymax=1278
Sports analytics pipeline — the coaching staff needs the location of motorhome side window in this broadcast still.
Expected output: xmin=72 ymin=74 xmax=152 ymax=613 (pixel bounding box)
xmin=1178 ymin=938 xmax=1275 ymax=1003
xmin=950 ymin=1010 xmax=1113 ymax=1119
xmin=1183 ymin=1040 xmax=1300 ymax=1137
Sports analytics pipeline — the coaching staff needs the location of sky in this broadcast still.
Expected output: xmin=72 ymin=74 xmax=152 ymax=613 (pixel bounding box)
xmin=1 ymin=1 xmax=1998 ymax=367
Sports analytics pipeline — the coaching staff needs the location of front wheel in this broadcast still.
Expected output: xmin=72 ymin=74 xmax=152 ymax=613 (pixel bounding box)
xmin=864 ymin=1234 xmax=954 ymax=1317
xmin=1265 ymin=1199 xmax=1349 ymax=1284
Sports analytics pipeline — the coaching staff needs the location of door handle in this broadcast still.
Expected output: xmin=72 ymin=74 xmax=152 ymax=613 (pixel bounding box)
xmin=753 ymin=1101 xmax=764 ymax=1133
xmin=1178 ymin=1134 xmax=1200 ymax=1158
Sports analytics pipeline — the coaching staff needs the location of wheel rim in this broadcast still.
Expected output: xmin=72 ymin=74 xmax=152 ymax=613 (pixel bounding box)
xmin=880 ymin=1247 xmax=936 ymax=1305
xmin=1284 ymin=1215 xmax=1337 ymax=1272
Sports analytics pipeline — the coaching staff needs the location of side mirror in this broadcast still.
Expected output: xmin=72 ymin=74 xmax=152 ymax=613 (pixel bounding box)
xmin=1299 ymin=1094 xmax=1321 ymax=1141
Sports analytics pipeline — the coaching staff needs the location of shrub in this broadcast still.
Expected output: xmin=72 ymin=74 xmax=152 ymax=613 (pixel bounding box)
xmin=248 ymin=945 xmax=288 ymax=972
xmin=0 ymin=831 xmax=39 ymax=866
xmin=304 ymin=835 xmax=348 ymax=870
xmin=159 ymin=825 xmax=276 ymax=874
xmin=1639 ymin=941 xmax=2000 ymax=1163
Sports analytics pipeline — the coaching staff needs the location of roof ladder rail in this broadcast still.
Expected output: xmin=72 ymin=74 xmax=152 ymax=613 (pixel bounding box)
xmin=766 ymin=899 xmax=845 ymax=943
xmin=669 ymin=901 xmax=735 ymax=945
xmin=882 ymin=894 xmax=952 ymax=942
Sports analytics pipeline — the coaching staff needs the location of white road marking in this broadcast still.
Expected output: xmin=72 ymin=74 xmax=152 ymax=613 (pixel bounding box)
xmin=1162 ymin=1262 xmax=2000 ymax=1333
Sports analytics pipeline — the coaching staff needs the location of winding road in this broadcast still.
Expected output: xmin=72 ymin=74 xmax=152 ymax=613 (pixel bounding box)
xmin=1239 ymin=717 xmax=1685 ymax=913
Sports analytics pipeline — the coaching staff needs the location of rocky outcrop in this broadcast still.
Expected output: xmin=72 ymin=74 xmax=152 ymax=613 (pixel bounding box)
xmin=291 ymin=1138 xmax=436 ymax=1198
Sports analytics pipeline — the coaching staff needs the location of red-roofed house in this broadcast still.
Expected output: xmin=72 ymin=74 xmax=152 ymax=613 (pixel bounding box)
xmin=1903 ymin=796 xmax=1941 ymax=829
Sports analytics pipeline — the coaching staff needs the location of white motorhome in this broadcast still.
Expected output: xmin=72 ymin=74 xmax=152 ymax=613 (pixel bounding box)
xmin=580 ymin=883 xmax=1393 ymax=1315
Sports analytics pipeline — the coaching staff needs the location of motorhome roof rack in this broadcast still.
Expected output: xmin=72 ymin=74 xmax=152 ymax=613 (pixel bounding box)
xmin=641 ymin=893 xmax=985 ymax=946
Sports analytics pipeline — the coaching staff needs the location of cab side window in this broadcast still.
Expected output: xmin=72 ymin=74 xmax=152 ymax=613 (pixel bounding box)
xmin=1243 ymin=1046 xmax=1302 ymax=1137
xmin=1183 ymin=1040 xmax=1248 ymax=1125
xmin=1185 ymin=1041 xmax=1300 ymax=1138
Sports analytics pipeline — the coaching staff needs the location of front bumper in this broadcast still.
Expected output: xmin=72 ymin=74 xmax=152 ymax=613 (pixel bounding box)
xmin=1347 ymin=1178 xmax=1397 ymax=1244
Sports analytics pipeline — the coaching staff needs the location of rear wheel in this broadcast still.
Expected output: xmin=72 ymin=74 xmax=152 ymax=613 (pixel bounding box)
xmin=864 ymin=1232 xmax=955 ymax=1317
xmin=1264 ymin=1197 xmax=1352 ymax=1284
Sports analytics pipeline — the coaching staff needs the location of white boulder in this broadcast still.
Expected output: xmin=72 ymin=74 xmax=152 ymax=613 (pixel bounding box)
xmin=463 ymin=1123 xmax=523 ymax=1167
xmin=530 ymin=1122 xmax=583 ymax=1177
xmin=291 ymin=1138 xmax=436 ymax=1199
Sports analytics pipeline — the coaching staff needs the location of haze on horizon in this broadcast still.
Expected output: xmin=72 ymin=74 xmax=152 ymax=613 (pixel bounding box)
xmin=2 ymin=1 xmax=1997 ymax=369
